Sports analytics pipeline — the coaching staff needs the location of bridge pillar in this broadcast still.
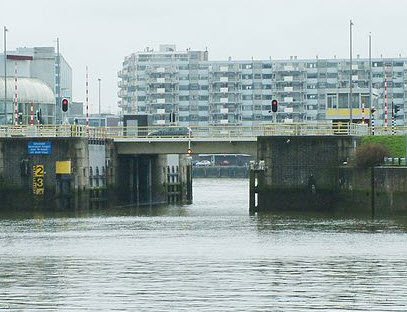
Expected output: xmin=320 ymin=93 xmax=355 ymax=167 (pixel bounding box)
xmin=116 ymin=154 xmax=191 ymax=206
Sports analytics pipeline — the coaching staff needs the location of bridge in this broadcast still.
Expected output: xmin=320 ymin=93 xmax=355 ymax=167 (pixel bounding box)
xmin=0 ymin=122 xmax=404 ymax=208
xmin=0 ymin=122 xmax=404 ymax=155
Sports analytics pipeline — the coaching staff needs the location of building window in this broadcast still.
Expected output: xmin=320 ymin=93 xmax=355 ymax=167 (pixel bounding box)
xmin=327 ymin=94 xmax=337 ymax=108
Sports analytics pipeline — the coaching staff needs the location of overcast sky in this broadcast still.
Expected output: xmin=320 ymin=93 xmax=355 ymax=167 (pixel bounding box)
xmin=1 ymin=0 xmax=406 ymax=114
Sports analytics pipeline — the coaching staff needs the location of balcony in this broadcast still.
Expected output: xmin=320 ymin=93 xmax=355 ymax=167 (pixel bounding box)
xmin=117 ymin=80 xmax=129 ymax=88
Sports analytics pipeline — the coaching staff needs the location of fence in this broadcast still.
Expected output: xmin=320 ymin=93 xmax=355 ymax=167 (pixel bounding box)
xmin=0 ymin=123 xmax=406 ymax=139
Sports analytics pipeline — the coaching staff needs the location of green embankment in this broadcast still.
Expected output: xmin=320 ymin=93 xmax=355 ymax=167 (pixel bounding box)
xmin=361 ymin=136 xmax=406 ymax=157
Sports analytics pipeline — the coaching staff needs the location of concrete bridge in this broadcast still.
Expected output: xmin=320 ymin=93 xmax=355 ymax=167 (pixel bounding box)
xmin=1 ymin=122 xmax=403 ymax=157
xmin=115 ymin=137 xmax=257 ymax=155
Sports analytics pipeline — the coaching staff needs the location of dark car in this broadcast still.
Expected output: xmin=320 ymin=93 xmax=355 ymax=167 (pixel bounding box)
xmin=147 ymin=127 xmax=192 ymax=137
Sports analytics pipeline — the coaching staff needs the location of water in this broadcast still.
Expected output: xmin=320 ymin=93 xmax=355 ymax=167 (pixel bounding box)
xmin=1 ymin=179 xmax=407 ymax=311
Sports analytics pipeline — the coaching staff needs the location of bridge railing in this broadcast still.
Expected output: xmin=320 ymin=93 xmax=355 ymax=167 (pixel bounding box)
xmin=263 ymin=122 xmax=370 ymax=136
xmin=0 ymin=123 xmax=405 ymax=139
xmin=0 ymin=124 xmax=106 ymax=139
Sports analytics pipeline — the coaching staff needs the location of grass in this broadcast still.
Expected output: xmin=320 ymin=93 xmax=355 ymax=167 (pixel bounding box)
xmin=361 ymin=136 xmax=406 ymax=157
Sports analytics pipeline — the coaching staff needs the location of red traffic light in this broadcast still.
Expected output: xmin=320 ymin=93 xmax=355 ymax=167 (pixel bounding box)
xmin=271 ymin=99 xmax=278 ymax=112
xmin=61 ymin=98 xmax=69 ymax=112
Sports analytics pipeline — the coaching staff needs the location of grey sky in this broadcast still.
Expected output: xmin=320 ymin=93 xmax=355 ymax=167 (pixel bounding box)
xmin=1 ymin=0 xmax=406 ymax=114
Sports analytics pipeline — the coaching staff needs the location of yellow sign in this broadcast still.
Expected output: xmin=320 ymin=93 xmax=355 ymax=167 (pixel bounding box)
xmin=33 ymin=165 xmax=44 ymax=177
xmin=326 ymin=108 xmax=371 ymax=118
xmin=33 ymin=165 xmax=44 ymax=196
xmin=56 ymin=161 xmax=71 ymax=174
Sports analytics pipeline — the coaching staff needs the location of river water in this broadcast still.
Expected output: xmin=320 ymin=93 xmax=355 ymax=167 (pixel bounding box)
xmin=1 ymin=178 xmax=407 ymax=311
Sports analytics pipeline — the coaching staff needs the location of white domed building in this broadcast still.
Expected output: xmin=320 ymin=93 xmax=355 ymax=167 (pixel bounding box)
xmin=0 ymin=77 xmax=55 ymax=124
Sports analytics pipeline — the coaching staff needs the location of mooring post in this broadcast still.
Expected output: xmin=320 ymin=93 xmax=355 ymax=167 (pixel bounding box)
xmin=249 ymin=167 xmax=256 ymax=214
xmin=371 ymin=166 xmax=375 ymax=219
xmin=135 ymin=158 xmax=139 ymax=206
xmin=129 ymin=158 xmax=134 ymax=203
xmin=148 ymin=158 xmax=152 ymax=205
xmin=186 ymin=163 xmax=193 ymax=204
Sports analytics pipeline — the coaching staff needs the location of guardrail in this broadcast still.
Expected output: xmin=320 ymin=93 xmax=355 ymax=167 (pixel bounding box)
xmin=0 ymin=123 xmax=406 ymax=139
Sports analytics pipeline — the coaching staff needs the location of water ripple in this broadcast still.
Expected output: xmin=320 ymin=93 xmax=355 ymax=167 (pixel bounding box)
xmin=0 ymin=179 xmax=406 ymax=311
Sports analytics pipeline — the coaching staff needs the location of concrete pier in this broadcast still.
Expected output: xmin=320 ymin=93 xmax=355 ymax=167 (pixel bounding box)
xmin=0 ymin=137 xmax=192 ymax=209
xmin=253 ymin=136 xmax=356 ymax=212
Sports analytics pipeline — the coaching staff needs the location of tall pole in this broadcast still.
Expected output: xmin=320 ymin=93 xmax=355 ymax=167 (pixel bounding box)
xmin=86 ymin=66 xmax=89 ymax=136
xmin=13 ymin=61 xmax=17 ymax=125
xmin=349 ymin=19 xmax=353 ymax=125
xmin=56 ymin=37 xmax=60 ymax=124
xmin=369 ymin=33 xmax=372 ymax=131
xmin=384 ymin=73 xmax=388 ymax=129
xmin=3 ymin=26 xmax=7 ymax=124
xmin=98 ymin=78 xmax=101 ymax=115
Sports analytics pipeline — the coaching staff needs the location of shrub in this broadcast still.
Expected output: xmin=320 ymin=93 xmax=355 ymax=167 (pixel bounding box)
xmin=355 ymin=143 xmax=389 ymax=168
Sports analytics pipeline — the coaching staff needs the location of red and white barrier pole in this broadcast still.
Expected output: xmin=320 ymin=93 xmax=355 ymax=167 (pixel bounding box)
xmin=14 ymin=61 xmax=18 ymax=125
xmin=86 ymin=66 xmax=89 ymax=136
xmin=30 ymin=103 xmax=34 ymax=125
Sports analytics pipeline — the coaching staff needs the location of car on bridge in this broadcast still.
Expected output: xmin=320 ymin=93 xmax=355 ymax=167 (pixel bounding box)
xmin=194 ymin=160 xmax=211 ymax=167
xmin=147 ymin=127 xmax=192 ymax=138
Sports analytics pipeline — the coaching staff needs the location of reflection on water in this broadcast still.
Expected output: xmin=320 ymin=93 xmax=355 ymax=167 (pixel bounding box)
xmin=1 ymin=179 xmax=407 ymax=311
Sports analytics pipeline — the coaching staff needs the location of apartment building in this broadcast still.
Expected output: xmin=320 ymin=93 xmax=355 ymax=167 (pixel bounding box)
xmin=118 ymin=45 xmax=406 ymax=126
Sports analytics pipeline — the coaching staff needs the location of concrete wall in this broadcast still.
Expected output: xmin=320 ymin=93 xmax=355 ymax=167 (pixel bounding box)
xmin=256 ymin=136 xmax=357 ymax=211
xmin=338 ymin=167 xmax=407 ymax=215
xmin=255 ymin=135 xmax=407 ymax=215
xmin=0 ymin=137 xmax=89 ymax=207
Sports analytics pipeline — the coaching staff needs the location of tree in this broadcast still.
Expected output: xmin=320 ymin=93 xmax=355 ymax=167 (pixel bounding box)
xmin=355 ymin=143 xmax=389 ymax=168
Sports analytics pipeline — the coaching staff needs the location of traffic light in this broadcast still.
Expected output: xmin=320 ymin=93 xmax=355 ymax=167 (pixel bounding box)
xmin=36 ymin=109 xmax=42 ymax=124
xmin=271 ymin=99 xmax=278 ymax=113
xmin=17 ymin=113 xmax=23 ymax=125
xmin=394 ymin=104 xmax=400 ymax=115
xmin=61 ymin=98 xmax=69 ymax=112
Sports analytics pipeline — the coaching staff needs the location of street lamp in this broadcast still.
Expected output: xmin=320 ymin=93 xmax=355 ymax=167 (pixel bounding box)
xmin=98 ymin=78 xmax=101 ymax=114
xmin=3 ymin=26 xmax=8 ymax=125
xmin=349 ymin=19 xmax=353 ymax=124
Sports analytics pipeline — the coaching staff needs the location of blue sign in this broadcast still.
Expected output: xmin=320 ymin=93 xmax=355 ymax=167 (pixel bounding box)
xmin=28 ymin=141 xmax=52 ymax=155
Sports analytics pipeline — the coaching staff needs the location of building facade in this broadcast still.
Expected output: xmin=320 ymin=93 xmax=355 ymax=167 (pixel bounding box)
xmin=0 ymin=47 xmax=72 ymax=124
xmin=118 ymin=45 xmax=407 ymax=127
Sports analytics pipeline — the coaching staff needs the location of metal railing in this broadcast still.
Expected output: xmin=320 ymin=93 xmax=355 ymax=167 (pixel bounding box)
xmin=0 ymin=123 xmax=406 ymax=139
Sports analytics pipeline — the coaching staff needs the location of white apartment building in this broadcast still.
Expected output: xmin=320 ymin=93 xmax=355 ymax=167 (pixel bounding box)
xmin=118 ymin=45 xmax=406 ymax=127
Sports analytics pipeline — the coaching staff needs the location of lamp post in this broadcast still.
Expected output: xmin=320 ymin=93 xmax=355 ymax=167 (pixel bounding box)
xmin=3 ymin=26 xmax=7 ymax=125
xmin=349 ymin=19 xmax=353 ymax=125
xmin=98 ymin=78 xmax=101 ymax=114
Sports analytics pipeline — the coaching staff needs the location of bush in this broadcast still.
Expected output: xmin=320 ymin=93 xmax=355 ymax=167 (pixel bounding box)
xmin=355 ymin=143 xmax=389 ymax=168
